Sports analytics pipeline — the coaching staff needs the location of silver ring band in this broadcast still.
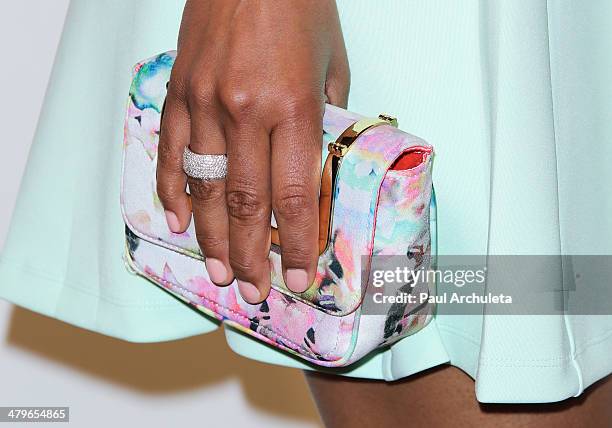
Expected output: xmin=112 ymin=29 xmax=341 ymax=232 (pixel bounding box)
xmin=182 ymin=147 xmax=227 ymax=181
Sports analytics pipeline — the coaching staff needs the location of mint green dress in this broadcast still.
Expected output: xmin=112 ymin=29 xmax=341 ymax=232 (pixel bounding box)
xmin=1 ymin=0 xmax=611 ymax=403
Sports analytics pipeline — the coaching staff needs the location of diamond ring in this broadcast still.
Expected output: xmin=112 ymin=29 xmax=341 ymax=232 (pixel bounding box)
xmin=182 ymin=147 xmax=227 ymax=181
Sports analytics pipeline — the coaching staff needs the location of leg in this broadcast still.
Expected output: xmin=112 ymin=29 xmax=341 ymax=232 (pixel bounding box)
xmin=305 ymin=365 xmax=612 ymax=428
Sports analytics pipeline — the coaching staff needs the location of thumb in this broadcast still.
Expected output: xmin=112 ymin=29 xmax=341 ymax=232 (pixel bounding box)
xmin=325 ymin=41 xmax=350 ymax=108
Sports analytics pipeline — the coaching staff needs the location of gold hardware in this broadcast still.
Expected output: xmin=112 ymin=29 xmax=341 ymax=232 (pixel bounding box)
xmin=327 ymin=115 xmax=398 ymax=159
xmin=271 ymin=113 xmax=398 ymax=254
xmin=378 ymin=113 xmax=398 ymax=127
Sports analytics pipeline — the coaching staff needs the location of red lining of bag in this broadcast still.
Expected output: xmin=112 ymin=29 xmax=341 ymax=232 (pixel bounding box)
xmin=390 ymin=146 xmax=431 ymax=170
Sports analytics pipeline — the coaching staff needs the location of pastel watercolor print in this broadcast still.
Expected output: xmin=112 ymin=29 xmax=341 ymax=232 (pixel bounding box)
xmin=121 ymin=51 xmax=435 ymax=366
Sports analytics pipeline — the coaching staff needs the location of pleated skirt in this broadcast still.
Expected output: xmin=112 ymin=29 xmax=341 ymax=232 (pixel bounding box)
xmin=1 ymin=0 xmax=611 ymax=403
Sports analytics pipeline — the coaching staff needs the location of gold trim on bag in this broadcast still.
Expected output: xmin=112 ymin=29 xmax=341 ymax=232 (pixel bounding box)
xmin=271 ymin=114 xmax=398 ymax=254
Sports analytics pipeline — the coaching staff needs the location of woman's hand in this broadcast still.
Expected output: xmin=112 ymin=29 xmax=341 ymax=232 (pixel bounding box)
xmin=156 ymin=0 xmax=349 ymax=303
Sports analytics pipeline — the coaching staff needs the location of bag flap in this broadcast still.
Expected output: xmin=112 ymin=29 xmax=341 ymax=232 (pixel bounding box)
xmin=121 ymin=51 xmax=433 ymax=316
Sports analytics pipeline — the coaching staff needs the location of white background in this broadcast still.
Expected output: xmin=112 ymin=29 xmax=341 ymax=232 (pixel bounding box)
xmin=0 ymin=2 xmax=321 ymax=427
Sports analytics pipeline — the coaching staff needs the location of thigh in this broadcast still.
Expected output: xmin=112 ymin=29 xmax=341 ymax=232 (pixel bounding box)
xmin=305 ymin=366 xmax=612 ymax=428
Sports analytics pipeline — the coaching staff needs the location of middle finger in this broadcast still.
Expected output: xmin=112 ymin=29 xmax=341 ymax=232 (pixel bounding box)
xmin=225 ymin=119 xmax=272 ymax=304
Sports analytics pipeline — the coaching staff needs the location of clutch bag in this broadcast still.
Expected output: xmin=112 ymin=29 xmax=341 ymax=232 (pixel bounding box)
xmin=121 ymin=51 xmax=437 ymax=367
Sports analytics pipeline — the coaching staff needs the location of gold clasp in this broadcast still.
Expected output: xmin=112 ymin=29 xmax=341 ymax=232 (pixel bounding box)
xmin=271 ymin=113 xmax=398 ymax=254
xmin=327 ymin=114 xmax=398 ymax=158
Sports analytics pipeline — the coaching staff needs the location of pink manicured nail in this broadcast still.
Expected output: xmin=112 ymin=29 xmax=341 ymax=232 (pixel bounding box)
xmin=237 ymin=280 xmax=260 ymax=304
xmin=205 ymin=258 xmax=228 ymax=284
xmin=286 ymin=269 xmax=310 ymax=293
xmin=164 ymin=210 xmax=180 ymax=233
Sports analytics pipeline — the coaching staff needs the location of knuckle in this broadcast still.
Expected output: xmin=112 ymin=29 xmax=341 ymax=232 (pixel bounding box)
xmin=226 ymin=187 xmax=267 ymax=224
xmin=167 ymin=66 xmax=189 ymax=100
xmin=188 ymin=76 xmax=215 ymax=110
xmin=228 ymin=255 xmax=257 ymax=277
xmin=156 ymin=174 xmax=181 ymax=203
xmin=274 ymin=186 xmax=315 ymax=220
xmin=218 ymin=85 xmax=259 ymax=119
xmin=278 ymin=92 xmax=322 ymax=120
xmin=281 ymin=248 xmax=314 ymax=267
xmin=188 ymin=179 xmax=224 ymax=203
xmin=195 ymin=232 xmax=226 ymax=254
xmin=157 ymin=137 xmax=181 ymax=165
xmin=156 ymin=183 xmax=172 ymax=204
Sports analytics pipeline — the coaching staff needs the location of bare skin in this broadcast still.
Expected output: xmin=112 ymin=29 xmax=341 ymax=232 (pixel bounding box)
xmin=306 ymin=367 xmax=612 ymax=428
xmin=157 ymin=0 xmax=349 ymax=304
xmin=158 ymin=1 xmax=611 ymax=426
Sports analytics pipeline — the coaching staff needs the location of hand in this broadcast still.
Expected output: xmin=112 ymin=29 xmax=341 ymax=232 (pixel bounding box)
xmin=156 ymin=0 xmax=349 ymax=303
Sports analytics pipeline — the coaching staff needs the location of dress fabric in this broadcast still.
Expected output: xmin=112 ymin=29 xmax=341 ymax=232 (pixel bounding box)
xmin=1 ymin=0 xmax=611 ymax=403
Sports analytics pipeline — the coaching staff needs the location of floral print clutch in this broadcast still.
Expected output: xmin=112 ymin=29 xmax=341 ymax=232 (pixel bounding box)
xmin=121 ymin=51 xmax=436 ymax=367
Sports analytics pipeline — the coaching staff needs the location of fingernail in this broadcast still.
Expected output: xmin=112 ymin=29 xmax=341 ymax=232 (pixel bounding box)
xmin=286 ymin=269 xmax=310 ymax=293
xmin=164 ymin=210 xmax=180 ymax=233
xmin=237 ymin=280 xmax=261 ymax=304
xmin=205 ymin=258 xmax=228 ymax=284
